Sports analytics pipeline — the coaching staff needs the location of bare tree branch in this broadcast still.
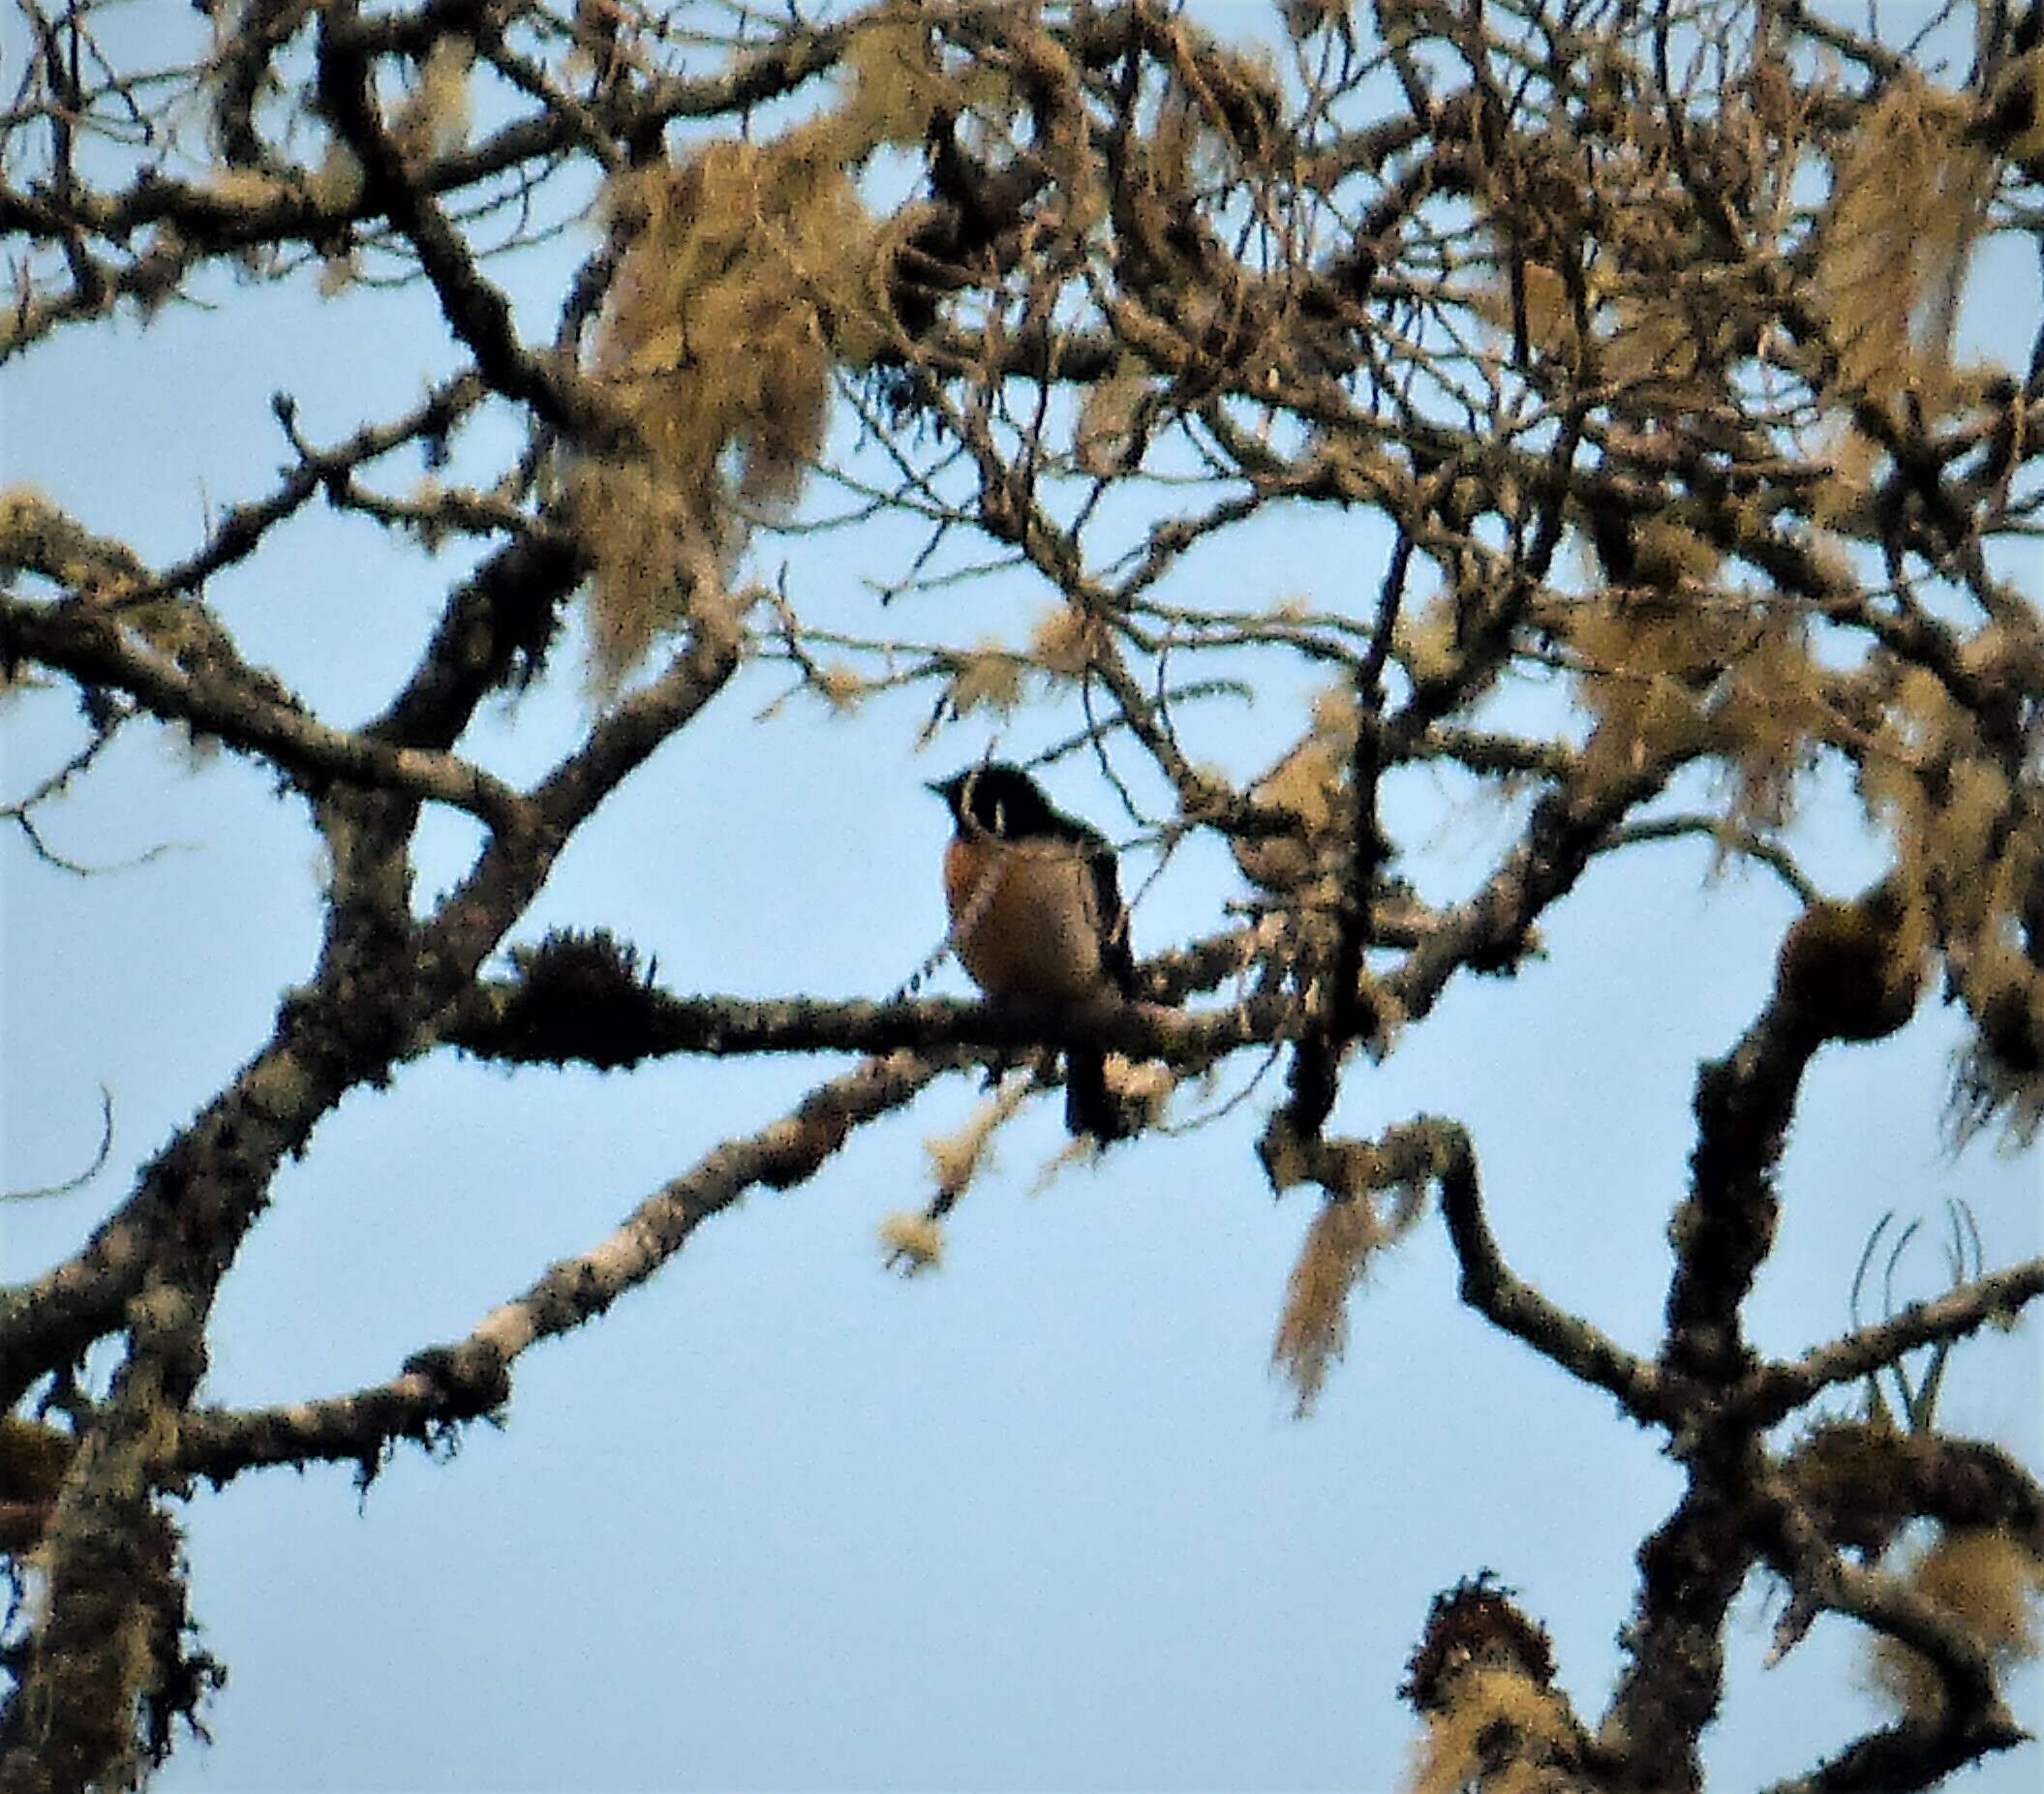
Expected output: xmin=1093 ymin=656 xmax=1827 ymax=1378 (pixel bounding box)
xmin=176 ymin=1049 xmax=952 ymax=1487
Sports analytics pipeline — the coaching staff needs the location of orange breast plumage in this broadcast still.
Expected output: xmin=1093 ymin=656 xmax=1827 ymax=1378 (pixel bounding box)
xmin=944 ymin=835 xmax=1110 ymax=1004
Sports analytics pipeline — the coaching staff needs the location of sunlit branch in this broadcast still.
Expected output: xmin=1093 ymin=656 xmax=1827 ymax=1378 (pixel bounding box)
xmin=175 ymin=1049 xmax=955 ymax=1486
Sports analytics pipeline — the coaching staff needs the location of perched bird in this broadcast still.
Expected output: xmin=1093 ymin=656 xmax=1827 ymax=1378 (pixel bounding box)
xmin=929 ymin=763 xmax=1136 ymax=1141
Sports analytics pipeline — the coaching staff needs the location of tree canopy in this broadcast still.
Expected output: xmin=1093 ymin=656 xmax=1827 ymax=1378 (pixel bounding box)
xmin=4 ymin=1 xmax=2043 ymax=1789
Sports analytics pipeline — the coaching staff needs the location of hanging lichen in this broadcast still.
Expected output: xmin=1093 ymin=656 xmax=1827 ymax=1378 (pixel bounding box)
xmin=570 ymin=134 xmax=869 ymax=688
xmin=1813 ymin=75 xmax=1997 ymax=419
xmin=570 ymin=14 xmax=1001 ymax=691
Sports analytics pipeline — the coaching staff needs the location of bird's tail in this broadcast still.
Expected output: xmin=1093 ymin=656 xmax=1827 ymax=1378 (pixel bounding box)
xmin=1064 ymin=1047 xmax=1131 ymax=1142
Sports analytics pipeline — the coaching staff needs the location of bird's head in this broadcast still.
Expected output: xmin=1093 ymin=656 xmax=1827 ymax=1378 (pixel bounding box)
xmin=927 ymin=763 xmax=1058 ymax=839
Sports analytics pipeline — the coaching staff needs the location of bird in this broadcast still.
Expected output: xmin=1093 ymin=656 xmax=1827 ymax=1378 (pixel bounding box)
xmin=929 ymin=763 xmax=1136 ymax=1141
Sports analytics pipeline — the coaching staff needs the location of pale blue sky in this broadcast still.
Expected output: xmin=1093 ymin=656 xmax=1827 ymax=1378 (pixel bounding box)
xmin=3 ymin=4 xmax=2039 ymax=1790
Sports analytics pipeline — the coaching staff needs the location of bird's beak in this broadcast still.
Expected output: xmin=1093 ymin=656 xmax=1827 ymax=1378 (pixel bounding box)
xmin=924 ymin=778 xmax=949 ymax=799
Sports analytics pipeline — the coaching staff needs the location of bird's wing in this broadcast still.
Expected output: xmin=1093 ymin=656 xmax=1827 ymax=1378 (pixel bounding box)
xmin=1082 ymin=834 xmax=1136 ymax=997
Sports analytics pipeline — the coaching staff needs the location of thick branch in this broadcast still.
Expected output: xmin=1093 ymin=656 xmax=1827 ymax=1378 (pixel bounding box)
xmin=1664 ymin=996 xmax=1820 ymax=1384
xmin=1601 ymin=1472 xmax=1766 ymax=1793
xmin=0 ymin=1049 xmax=300 ymax=1410
xmin=440 ymin=979 xmax=1290 ymax=1071
xmin=0 ymin=1320 xmax=192 ymax=1792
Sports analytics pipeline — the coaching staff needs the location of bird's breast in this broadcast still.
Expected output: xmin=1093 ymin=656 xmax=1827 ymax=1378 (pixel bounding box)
xmin=944 ymin=836 xmax=1109 ymax=1005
